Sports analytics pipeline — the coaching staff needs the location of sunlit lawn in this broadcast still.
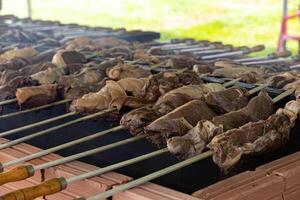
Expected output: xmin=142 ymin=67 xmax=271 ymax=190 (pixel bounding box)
xmin=2 ymin=0 xmax=300 ymax=54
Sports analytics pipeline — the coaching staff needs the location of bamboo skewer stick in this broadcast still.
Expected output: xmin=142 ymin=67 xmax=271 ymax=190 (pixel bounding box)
xmin=0 ymin=99 xmax=71 ymax=120
xmin=0 ymin=108 xmax=116 ymax=150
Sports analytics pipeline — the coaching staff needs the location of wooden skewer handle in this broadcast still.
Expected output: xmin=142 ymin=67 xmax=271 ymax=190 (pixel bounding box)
xmin=0 ymin=178 xmax=67 ymax=200
xmin=0 ymin=165 xmax=34 ymax=186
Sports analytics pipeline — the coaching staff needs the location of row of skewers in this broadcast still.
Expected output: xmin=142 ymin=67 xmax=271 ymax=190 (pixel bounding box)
xmin=0 ymin=37 xmax=298 ymax=199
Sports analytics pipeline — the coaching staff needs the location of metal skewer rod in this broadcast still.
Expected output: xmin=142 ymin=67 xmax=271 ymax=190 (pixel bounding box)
xmin=0 ymin=111 xmax=77 ymax=138
xmin=247 ymin=84 xmax=268 ymax=95
xmin=83 ymin=151 xmax=214 ymax=200
xmin=242 ymin=58 xmax=289 ymax=65
xmin=272 ymin=88 xmax=295 ymax=104
xmin=222 ymin=78 xmax=241 ymax=87
xmin=0 ymin=98 xmax=17 ymax=106
xmin=234 ymin=50 xmax=292 ymax=63
xmin=0 ymin=99 xmax=71 ymax=120
xmin=0 ymin=108 xmax=116 ymax=150
xmin=1 ymin=125 xmax=125 ymax=170
xmin=201 ymin=45 xmax=265 ymax=60
xmin=0 ymin=148 xmax=170 ymax=200
xmin=0 ymin=133 xmax=146 ymax=186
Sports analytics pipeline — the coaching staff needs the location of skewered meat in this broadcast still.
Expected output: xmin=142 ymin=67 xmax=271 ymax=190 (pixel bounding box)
xmin=19 ymin=62 xmax=57 ymax=76
xmin=58 ymin=67 xmax=106 ymax=100
xmin=167 ymin=90 xmax=273 ymax=160
xmin=145 ymin=100 xmax=216 ymax=147
xmin=284 ymin=80 xmax=300 ymax=99
xmin=0 ymin=47 xmax=38 ymax=62
xmin=193 ymin=63 xmax=214 ymax=74
xmin=140 ymin=70 xmax=202 ymax=102
xmin=153 ymin=83 xmax=224 ymax=115
xmin=0 ymin=76 xmax=38 ymax=101
xmin=212 ymin=90 xmax=273 ymax=131
xmin=118 ymin=82 xmax=224 ymax=138
xmin=106 ymin=62 xmax=151 ymax=80
xmin=0 ymin=57 xmax=31 ymax=71
xmin=208 ymin=100 xmax=300 ymax=173
xmin=110 ymin=70 xmax=203 ymax=111
xmin=267 ymin=71 xmax=300 ymax=89
xmin=52 ymin=50 xmax=86 ymax=67
xmin=120 ymin=106 xmax=161 ymax=136
xmin=100 ymin=46 xmax=133 ymax=60
xmin=15 ymin=84 xmax=58 ymax=108
xmin=31 ymin=67 xmax=66 ymax=85
xmin=166 ymin=55 xmax=201 ymax=69
xmin=205 ymin=87 xmax=249 ymax=114
xmin=133 ymin=49 xmax=161 ymax=64
xmin=70 ymin=78 xmax=146 ymax=113
xmin=65 ymin=37 xmax=129 ymax=50
xmin=212 ymin=67 xmax=264 ymax=83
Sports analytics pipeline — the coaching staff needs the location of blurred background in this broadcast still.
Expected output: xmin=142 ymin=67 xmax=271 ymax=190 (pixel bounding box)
xmin=1 ymin=0 xmax=300 ymax=53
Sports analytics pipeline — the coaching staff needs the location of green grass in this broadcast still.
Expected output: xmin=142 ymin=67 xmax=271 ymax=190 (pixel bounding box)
xmin=1 ymin=0 xmax=300 ymax=54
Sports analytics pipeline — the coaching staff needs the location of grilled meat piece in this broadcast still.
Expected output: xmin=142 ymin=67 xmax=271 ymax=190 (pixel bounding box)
xmin=100 ymin=46 xmax=133 ymax=60
xmin=65 ymin=37 xmax=129 ymax=50
xmin=0 ymin=57 xmax=31 ymax=71
xmin=16 ymin=84 xmax=58 ymax=108
xmin=212 ymin=90 xmax=273 ymax=131
xmin=208 ymin=102 xmax=300 ymax=173
xmin=145 ymin=100 xmax=216 ymax=147
xmin=0 ymin=76 xmax=38 ymax=101
xmin=166 ymin=55 xmax=201 ymax=69
xmin=106 ymin=63 xmax=151 ymax=80
xmin=140 ymin=70 xmax=203 ymax=102
xmin=167 ymin=90 xmax=273 ymax=160
xmin=31 ymin=67 xmax=66 ymax=85
xmin=0 ymin=47 xmax=38 ymax=62
xmin=70 ymin=78 xmax=146 ymax=113
xmin=52 ymin=50 xmax=86 ymax=67
xmin=133 ymin=49 xmax=161 ymax=64
xmin=267 ymin=72 xmax=300 ymax=89
xmin=212 ymin=67 xmax=264 ymax=83
xmin=153 ymin=83 xmax=224 ymax=115
xmin=120 ymin=106 xmax=161 ymax=136
xmin=205 ymin=87 xmax=249 ymax=114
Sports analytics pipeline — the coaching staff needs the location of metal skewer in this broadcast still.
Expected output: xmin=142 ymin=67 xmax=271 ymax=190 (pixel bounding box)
xmin=0 ymin=108 xmax=116 ymax=150
xmin=0 ymin=98 xmax=17 ymax=106
xmin=0 ymin=125 xmax=125 ymax=171
xmin=84 ymin=151 xmax=213 ymax=200
xmin=234 ymin=50 xmax=292 ymax=63
xmin=0 ymin=133 xmax=146 ymax=186
xmin=0 ymin=99 xmax=71 ymax=120
xmin=0 ymin=150 xmax=211 ymax=200
xmin=201 ymin=45 xmax=265 ymax=60
xmin=0 ymin=111 xmax=77 ymax=138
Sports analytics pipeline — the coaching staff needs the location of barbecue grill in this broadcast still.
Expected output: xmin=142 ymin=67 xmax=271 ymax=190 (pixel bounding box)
xmin=0 ymin=15 xmax=299 ymax=200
